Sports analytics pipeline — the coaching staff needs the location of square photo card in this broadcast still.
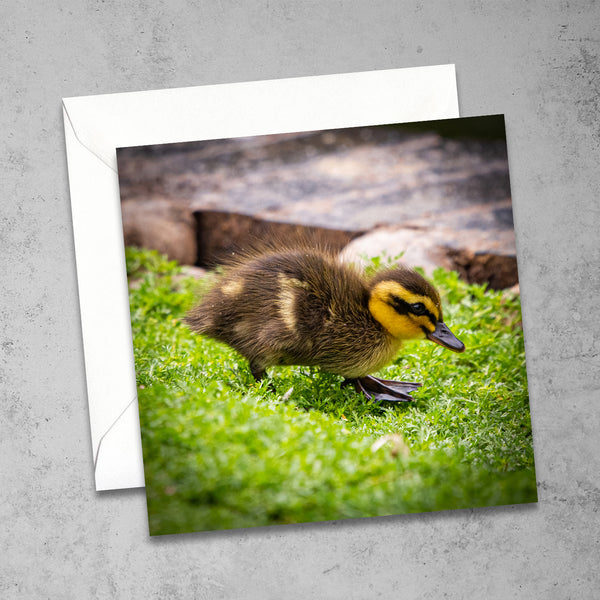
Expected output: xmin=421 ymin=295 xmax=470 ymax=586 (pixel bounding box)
xmin=117 ymin=115 xmax=537 ymax=535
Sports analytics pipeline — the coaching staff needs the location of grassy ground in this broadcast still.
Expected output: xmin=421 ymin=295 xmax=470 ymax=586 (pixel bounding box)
xmin=126 ymin=247 xmax=537 ymax=535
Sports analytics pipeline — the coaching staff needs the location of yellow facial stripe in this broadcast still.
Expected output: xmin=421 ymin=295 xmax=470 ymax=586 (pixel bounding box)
xmin=368 ymin=298 xmax=427 ymax=340
xmin=369 ymin=279 xmax=442 ymax=339
xmin=396 ymin=290 xmax=439 ymax=321
xmin=411 ymin=314 xmax=436 ymax=333
xmin=372 ymin=281 xmax=440 ymax=321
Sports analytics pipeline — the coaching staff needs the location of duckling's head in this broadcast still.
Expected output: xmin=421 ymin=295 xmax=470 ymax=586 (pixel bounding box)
xmin=368 ymin=268 xmax=465 ymax=352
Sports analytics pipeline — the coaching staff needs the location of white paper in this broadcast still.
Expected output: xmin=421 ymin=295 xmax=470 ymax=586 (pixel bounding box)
xmin=63 ymin=65 xmax=460 ymax=491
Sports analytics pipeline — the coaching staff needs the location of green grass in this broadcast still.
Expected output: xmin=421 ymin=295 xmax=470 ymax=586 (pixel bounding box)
xmin=126 ymin=247 xmax=537 ymax=535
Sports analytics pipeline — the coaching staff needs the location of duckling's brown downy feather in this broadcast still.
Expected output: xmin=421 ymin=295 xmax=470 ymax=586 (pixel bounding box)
xmin=185 ymin=247 xmax=402 ymax=378
xmin=184 ymin=241 xmax=464 ymax=395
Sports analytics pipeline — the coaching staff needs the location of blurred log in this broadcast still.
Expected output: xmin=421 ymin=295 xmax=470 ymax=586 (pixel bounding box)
xmin=121 ymin=197 xmax=196 ymax=265
xmin=193 ymin=210 xmax=365 ymax=267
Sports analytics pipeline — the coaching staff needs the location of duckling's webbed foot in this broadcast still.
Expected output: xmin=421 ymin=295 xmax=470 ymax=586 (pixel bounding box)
xmin=346 ymin=375 xmax=422 ymax=402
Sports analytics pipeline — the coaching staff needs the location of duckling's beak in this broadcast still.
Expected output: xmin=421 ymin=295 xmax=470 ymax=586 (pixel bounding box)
xmin=426 ymin=321 xmax=465 ymax=353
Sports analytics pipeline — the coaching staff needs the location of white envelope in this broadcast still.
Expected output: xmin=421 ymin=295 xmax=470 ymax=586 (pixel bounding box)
xmin=63 ymin=65 xmax=460 ymax=491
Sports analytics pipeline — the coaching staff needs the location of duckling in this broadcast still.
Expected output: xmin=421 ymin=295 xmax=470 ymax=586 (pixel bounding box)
xmin=184 ymin=244 xmax=465 ymax=402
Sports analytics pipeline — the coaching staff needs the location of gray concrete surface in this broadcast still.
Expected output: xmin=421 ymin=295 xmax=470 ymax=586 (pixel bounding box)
xmin=2 ymin=2 xmax=599 ymax=598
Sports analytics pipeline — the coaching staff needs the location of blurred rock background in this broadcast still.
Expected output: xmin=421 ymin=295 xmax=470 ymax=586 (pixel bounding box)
xmin=117 ymin=115 xmax=517 ymax=289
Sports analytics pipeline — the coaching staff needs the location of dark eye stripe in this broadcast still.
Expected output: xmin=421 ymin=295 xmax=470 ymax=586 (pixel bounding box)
xmin=390 ymin=296 xmax=437 ymax=324
xmin=389 ymin=295 xmax=410 ymax=314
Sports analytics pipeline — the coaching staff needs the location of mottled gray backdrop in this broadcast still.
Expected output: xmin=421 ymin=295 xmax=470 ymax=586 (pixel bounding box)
xmin=2 ymin=2 xmax=599 ymax=598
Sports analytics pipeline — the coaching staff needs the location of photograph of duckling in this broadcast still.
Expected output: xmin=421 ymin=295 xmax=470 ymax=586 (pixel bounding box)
xmin=118 ymin=115 xmax=537 ymax=535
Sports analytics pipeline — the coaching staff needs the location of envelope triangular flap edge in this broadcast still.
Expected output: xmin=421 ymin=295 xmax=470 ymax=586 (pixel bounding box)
xmin=64 ymin=108 xmax=142 ymax=490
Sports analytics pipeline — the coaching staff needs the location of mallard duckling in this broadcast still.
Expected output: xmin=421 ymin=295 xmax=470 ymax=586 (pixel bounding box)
xmin=185 ymin=245 xmax=465 ymax=402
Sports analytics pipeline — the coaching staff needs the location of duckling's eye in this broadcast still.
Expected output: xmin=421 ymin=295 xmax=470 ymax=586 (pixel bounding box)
xmin=410 ymin=302 xmax=426 ymax=315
